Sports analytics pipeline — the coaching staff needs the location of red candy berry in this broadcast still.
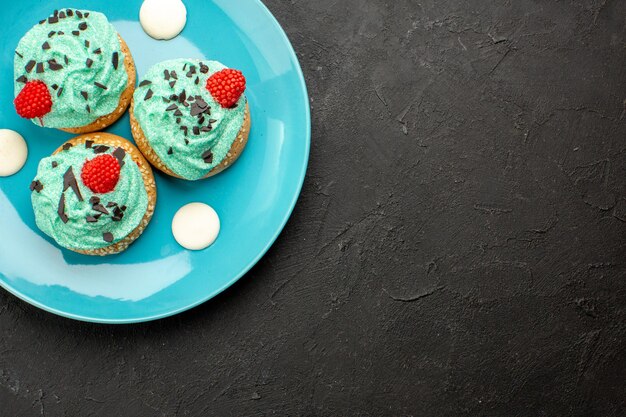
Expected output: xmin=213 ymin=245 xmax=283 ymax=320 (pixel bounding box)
xmin=81 ymin=154 xmax=121 ymax=194
xmin=14 ymin=80 xmax=53 ymax=119
xmin=206 ymin=68 xmax=246 ymax=108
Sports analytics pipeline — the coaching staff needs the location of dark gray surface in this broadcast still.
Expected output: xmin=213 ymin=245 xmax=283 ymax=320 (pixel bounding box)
xmin=2 ymin=0 xmax=625 ymax=415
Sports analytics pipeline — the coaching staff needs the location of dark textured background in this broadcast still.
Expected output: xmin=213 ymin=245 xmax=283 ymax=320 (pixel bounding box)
xmin=2 ymin=0 xmax=626 ymax=415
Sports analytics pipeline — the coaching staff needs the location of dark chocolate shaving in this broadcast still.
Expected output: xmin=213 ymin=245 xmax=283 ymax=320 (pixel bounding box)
xmin=39 ymin=19 xmax=46 ymax=25
xmin=58 ymin=194 xmax=68 ymax=223
xmin=184 ymin=139 xmax=189 ymax=145
xmin=16 ymin=75 xmax=27 ymax=83
xmin=81 ymin=91 xmax=88 ymax=100
xmin=167 ymin=147 xmax=173 ymax=155
xmin=103 ymin=232 xmax=114 ymax=243
xmin=93 ymin=204 xmax=110 ymax=215
xmin=62 ymin=143 xmax=73 ymax=151
xmin=36 ymin=62 xmax=45 ymax=73
xmin=42 ymin=41 xmax=50 ymax=50
xmin=112 ymin=207 xmax=124 ymax=222
xmin=174 ymin=109 xmax=183 ymax=117
xmin=112 ymin=52 xmax=119 ymax=70
xmin=48 ymin=59 xmax=63 ymax=71
xmin=171 ymin=70 xmax=178 ymax=79
xmin=200 ymin=64 xmax=209 ymax=74
xmin=193 ymin=126 xmax=200 ymax=135
xmin=176 ymin=118 xmax=181 ymax=124
xmin=190 ymin=103 xmax=203 ymax=117
xmin=86 ymin=216 xmax=98 ymax=223
xmin=202 ymin=150 xmax=213 ymax=163
xmin=15 ymin=51 xmax=23 ymax=58
xmin=63 ymin=167 xmax=83 ymax=201
xmin=25 ymin=60 xmax=36 ymax=73
xmin=86 ymin=58 xmax=93 ymax=68
xmin=48 ymin=31 xmax=56 ymax=38
xmin=93 ymin=48 xmax=101 ymax=54
xmin=139 ymin=80 xmax=152 ymax=87
xmin=183 ymin=63 xmax=187 ymax=70
xmin=194 ymin=76 xmax=199 ymax=85
xmin=120 ymin=205 xmax=127 ymax=211
xmin=164 ymin=69 xmax=170 ymax=80
xmin=84 ymin=40 xmax=90 ymax=48
xmin=64 ymin=55 xmax=69 ymax=65
xmin=85 ymin=140 xmax=93 ymax=148
xmin=106 ymin=202 xmax=117 ymax=208
xmin=93 ymin=145 xmax=109 ymax=154
xmin=84 ymin=12 xmax=90 ymax=17
xmin=180 ymin=126 xmax=188 ymax=136
xmin=112 ymin=147 xmax=126 ymax=166
xmin=201 ymin=126 xmax=212 ymax=132
xmin=179 ymin=90 xmax=186 ymax=103
xmin=169 ymin=80 xmax=176 ymax=88
xmin=29 ymin=180 xmax=44 ymax=193
xmin=49 ymin=16 xmax=59 ymax=24
xmin=144 ymin=89 xmax=153 ymax=100
xmin=57 ymin=87 xmax=63 ymax=97
xmin=94 ymin=82 xmax=107 ymax=90
xmin=78 ymin=22 xmax=87 ymax=30
xmin=89 ymin=196 xmax=100 ymax=205
xmin=170 ymin=94 xmax=178 ymax=101
xmin=51 ymin=84 xmax=58 ymax=90
xmin=59 ymin=11 xmax=66 ymax=18
xmin=86 ymin=105 xmax=90 ymax=113
xmin=58 ymin=31 xmax=64 ymax=35
xmin=76 ymin=10 xmax=83 ymax=18
xmin=195 ymin=97 xmax=208 ymax=109
xmin=72 ymin=30 xmax=80 ymax=36
xmin=51 ymin=161 xmax=58 ymax=168
xmin=67 ymin=9 xmax=73 ymax=16
xmin=165 ymin=104 xmax=178 ymax=111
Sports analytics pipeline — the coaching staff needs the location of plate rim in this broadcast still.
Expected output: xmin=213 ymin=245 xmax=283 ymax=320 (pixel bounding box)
xmin=0 ymin=0 xmax=311 ymax=324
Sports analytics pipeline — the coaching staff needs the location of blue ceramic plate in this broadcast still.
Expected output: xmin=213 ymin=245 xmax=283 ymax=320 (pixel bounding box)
xmin=0 ymin=0 xmax=310 ymax=323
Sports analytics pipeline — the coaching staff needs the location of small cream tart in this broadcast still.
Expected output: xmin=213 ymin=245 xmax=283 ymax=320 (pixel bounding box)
xmin=172 ymin=203 xmax=220 ymax=250
xmin=140 ymin=0 xmax=187 ymax=40
xmin=0 ymin=129 xmax=28 ymax=177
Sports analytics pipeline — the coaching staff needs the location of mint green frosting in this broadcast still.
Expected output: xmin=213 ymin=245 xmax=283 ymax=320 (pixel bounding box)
xmin=14 ymin=9 xmax=128 ymax=128
xmin=133 ymin=59 xmax=247 ymax=180
xmin=31 ymin=143 xmax=148 ymax=251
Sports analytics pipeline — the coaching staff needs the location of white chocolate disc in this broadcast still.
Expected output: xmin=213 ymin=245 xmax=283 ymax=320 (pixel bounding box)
xmin=172 ymin=203 xmax=220 ymax=250
xmin=0 ymin=129 xmax=28 ymax=177
xmin=140 ymin=0 xmax=187 ymax=40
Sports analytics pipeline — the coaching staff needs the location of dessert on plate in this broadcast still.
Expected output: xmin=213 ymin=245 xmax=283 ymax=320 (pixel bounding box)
xmin=29 ymin=133 xmax=156 ymax=256
xmin=13 ymin=8 xmax=135 ymax=133
xmin=130 ymin=58 xmax=250 ymax=180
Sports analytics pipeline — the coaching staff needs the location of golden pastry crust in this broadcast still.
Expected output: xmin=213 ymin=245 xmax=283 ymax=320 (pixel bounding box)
xmin=60 ymin=35 xmax=136 ymax=134
xmin=51 ymin=133 xmax=156 ymax=256
xmin=130 ymin=101 xmax=251 ymax=180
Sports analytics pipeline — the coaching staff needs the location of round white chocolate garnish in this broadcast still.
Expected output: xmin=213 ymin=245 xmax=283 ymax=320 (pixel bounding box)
xmin=0 ymin=129 xmax=28 ymax=177
xmin=172 ymin=203 xmax=221 ymax=250
xmin=140 ymin=0 xmax=187 ymax=40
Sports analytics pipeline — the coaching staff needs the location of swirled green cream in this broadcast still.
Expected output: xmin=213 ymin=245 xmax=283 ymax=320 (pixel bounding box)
xmin=133 ymin=59 xmax=247 ymax=180
xmin=30 ymin=143 xmax=148 ymax=251
xmin=14 ymin=9 xmax=128 ymax=128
